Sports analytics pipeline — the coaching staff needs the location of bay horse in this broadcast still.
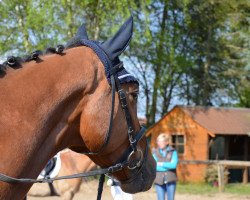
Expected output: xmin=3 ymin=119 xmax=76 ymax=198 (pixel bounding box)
xmin=0 ymin=17 xmax=156 ymax=199
xmin=28 ymin=149 xmax=96 ymax=200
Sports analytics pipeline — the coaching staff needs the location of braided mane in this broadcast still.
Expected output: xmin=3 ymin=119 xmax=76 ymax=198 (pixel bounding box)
xmin=0 ymin=45 xmax=66 ymax=75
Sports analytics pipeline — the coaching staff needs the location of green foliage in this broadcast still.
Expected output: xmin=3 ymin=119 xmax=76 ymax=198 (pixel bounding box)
xmin=136 ymin=0 xmax=250 ymax=125
xmin=204 ymin=165 xmax=229 ymax=185
xmin=184 ymin=0 xmax=233 ymax=106
xmin=223 ymin=0 xmax=250 ymax=107
xmin=0 ymin=0 xmax=249 ymax=121
xmin=0 ymin=0 xmax=136 ymax=56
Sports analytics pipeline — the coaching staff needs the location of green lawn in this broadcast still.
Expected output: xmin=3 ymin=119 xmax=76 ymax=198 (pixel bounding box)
xmin=224 ymin=183 xmax=250 ymax=195
xmin=176 ymin=183 xmax=250 ymax=195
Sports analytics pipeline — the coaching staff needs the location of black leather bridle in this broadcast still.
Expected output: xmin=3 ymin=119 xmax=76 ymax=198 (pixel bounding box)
xmin=0 ymin=62 xmax=148 ymax=200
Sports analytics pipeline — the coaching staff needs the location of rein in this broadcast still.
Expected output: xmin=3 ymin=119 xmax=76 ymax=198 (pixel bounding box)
xmin=0 ymin=62 xmax=148 ymax=200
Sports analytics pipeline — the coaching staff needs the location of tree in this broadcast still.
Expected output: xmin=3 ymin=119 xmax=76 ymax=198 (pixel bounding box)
xmin=129 ymin=0 xmax=249 ymax=126
xmin=0 ymin=0 xmax=249 ymax=123
xmin=0 ymin=0 xmax=138 ymax=56
xmin=0 ymin=1 xmax=54 ymax=54
xmin=128 ymin=0 xmax=194 ymax=125
xmin=224 ymin=0 xmax=250 ymax=107
xmin=183 ymin=0 xmax=233 ymax=106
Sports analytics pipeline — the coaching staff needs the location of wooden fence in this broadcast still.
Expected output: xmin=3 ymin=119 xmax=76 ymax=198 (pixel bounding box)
xmin=179 ymin=160 xmax=250 ymax=192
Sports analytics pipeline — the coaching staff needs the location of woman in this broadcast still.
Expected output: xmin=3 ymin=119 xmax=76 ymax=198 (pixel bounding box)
xmin=153 ymin=133 xmax=178 ymax=200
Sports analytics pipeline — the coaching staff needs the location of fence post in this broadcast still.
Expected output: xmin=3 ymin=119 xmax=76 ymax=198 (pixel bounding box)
xmin=217 ymin=164 xmax=225 ymax=192
xmin=243 ymin=167 xmax=248 ymax=184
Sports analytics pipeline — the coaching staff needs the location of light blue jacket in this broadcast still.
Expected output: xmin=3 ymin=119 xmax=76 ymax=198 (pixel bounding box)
xmin=153 ymin=146 xmax=179 ymax=172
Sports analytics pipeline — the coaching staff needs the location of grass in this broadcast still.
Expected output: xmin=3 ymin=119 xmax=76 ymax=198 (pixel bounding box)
xmin=224 ymin=183 xmax=250 ymax=195
xmin=177 ymin=182 xmax=218 ymax=194
xmin=176 ymin=182 xmax=250 ymax=195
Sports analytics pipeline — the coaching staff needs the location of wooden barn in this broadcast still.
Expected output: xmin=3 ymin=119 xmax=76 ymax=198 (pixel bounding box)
xmin=146 ymin=106 xmax=250 ymax=183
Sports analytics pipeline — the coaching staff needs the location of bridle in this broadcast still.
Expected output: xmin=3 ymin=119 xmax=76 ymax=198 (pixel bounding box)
xmin=0 ymin=62 xmax=148 ymax=200
xmin=84 ymin=61 xmax=147 ymax=165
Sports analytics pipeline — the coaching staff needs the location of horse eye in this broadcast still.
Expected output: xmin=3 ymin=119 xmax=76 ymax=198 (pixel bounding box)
xmin=131 ymin=92 xmax=138 ymax=100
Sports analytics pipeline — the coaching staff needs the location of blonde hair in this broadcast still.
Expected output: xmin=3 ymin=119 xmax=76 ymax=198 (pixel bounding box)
xmin=157 ymin=133 xmax=171 ymax=142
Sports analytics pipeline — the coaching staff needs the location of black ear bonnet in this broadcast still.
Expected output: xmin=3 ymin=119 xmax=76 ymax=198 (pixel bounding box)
xmin=66 ymin=17 xmax=138 ymax=85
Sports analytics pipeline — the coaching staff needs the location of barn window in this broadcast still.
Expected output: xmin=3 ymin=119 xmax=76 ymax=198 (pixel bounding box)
xmin=172 ymin=135 xmax=185 ymax=154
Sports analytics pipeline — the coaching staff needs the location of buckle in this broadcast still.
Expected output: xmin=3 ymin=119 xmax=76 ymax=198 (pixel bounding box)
xmin=127 ymin=150 xmax=143 ymax=170
xmin=128 ymin=127 xmax=134 ymax=133
xmin=108 ymin=163 xmax=123 ymax=173
xmin=110 ymin=62 xmax=124 ymax=76
xmin=118 ymin=90 xmax=126 ymax=100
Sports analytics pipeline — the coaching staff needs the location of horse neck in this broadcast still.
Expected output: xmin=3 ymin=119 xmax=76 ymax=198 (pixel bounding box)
xmin=0 ymin=46 xmax=104 ymax=198
xmin=62 ymin=150 xmax=96 ymax=172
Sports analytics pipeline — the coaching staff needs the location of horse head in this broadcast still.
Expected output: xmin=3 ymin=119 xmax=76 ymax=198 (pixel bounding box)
xmin=0 ymin=17 xmax=155 ymax=199
xmin=66 ymin=17 xmax=156 ymax=193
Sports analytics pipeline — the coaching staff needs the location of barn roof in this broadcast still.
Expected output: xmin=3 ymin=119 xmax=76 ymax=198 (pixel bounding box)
xmin=179 ymin=106 xmax=250 ymax=135
xmin=147 ymin=106 xmax=250 ymax=136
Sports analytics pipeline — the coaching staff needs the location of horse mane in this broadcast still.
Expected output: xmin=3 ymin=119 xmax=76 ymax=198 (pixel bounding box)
xmin=0 ymin=39 xmax=81 ymax=77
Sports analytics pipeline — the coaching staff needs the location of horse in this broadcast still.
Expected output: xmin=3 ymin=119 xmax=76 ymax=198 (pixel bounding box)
xmin=28 ymin=149 xmax=96 ymax=200
xmin=0 ymin=16 xmax=156 ymax=199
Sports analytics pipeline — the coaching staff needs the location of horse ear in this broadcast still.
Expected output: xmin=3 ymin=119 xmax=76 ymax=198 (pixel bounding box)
xmin=75 ymin=24 xmax=89 ymax=40
xmin=100 ymin=16 xmax=133 ymax=62
xmin=66 ymin=23 xmax=89 ymax=48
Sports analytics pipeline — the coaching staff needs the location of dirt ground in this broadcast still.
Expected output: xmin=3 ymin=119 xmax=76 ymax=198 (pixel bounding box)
xmin=28 ymin=180 xmax=250 ymax=200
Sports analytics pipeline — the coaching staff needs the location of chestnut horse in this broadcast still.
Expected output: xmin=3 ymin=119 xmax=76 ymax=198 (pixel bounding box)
xmin=28 ymin=149 xmax=96 ymax=200
xmin=0 ymin=17 xmax=156 ymax=199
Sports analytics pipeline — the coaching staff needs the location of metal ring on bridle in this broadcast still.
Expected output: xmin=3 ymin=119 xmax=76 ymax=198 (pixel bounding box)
xmin=127 ymin=149 xmax=143 ymax=170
